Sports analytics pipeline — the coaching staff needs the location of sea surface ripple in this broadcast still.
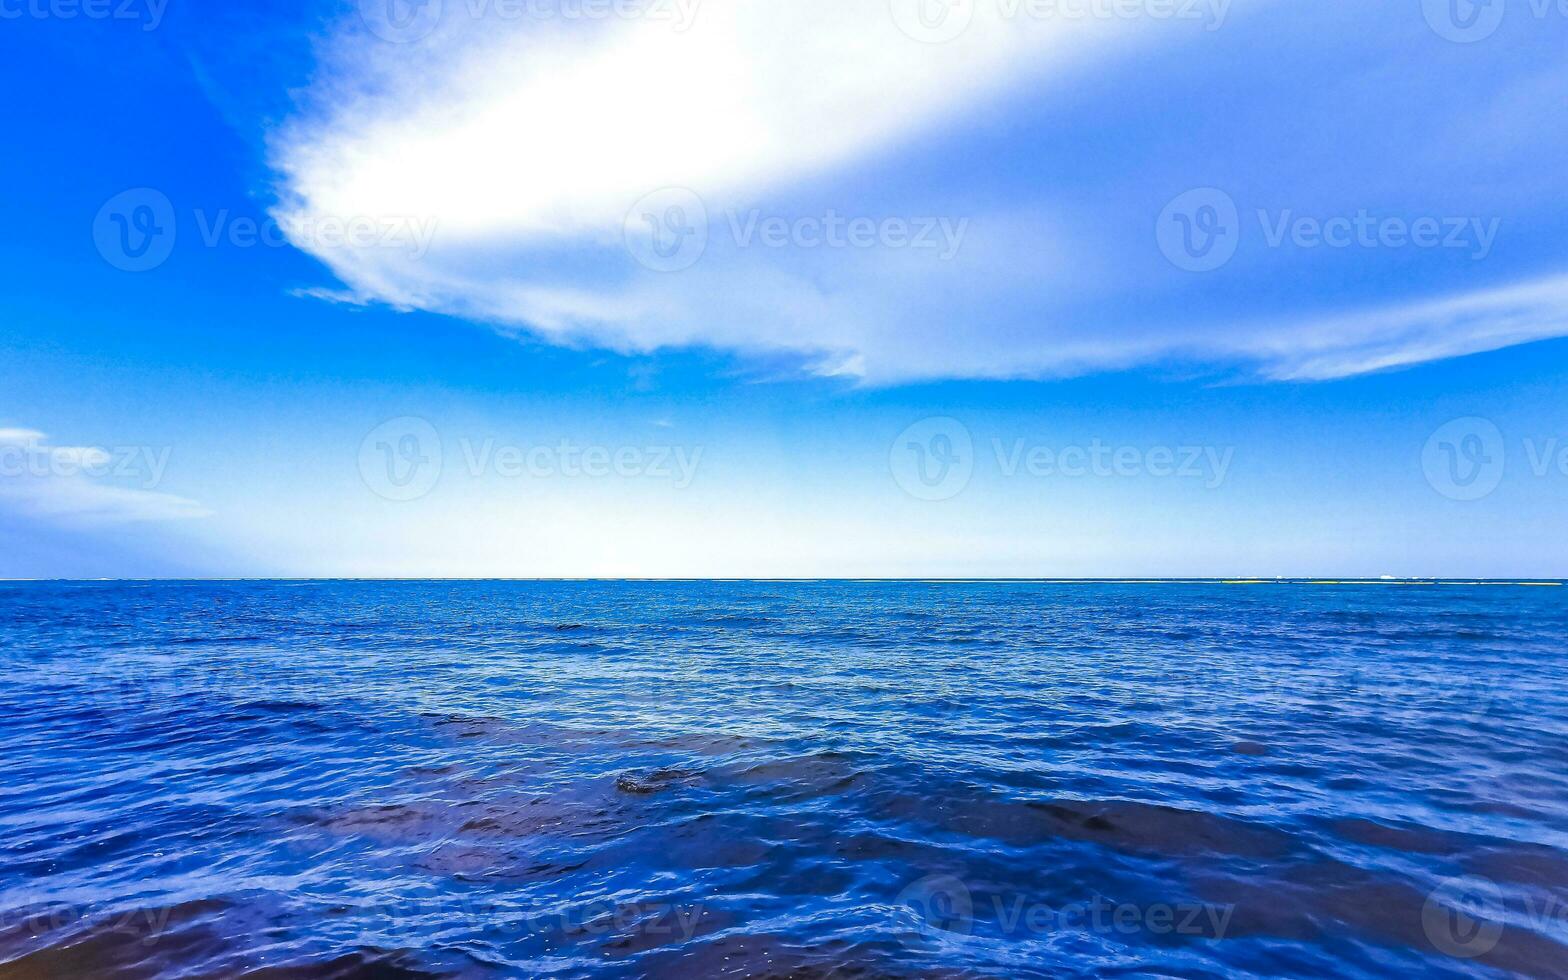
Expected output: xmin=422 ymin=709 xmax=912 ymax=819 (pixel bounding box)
xmin=2 ymin=581 xmax=1566 ymax=978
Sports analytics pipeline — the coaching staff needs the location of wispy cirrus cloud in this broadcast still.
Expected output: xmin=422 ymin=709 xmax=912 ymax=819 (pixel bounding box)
xmin=0 ymin=428 xmax=208 ymax=525
xmin=1240 ymin=273 xmax=1568 ymax=381
xmin=271 ymin=0 xmax=1245 ymax=379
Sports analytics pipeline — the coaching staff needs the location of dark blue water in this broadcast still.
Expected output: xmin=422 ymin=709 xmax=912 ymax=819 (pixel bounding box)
xmin=3 ymin=581 xmax=1567 ymax=978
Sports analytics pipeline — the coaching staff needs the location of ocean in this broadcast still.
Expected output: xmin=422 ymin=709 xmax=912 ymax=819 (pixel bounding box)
xmin=2 ymin=580 xmax=1565 ymax=978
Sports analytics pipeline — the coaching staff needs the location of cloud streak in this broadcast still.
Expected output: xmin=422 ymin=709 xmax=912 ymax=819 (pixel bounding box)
xmin=1240 ymin=273 xmax=1568 ymax=381
xmin=0 ymin=429 xmax=208 ymax=525
xmin=273 ymin=0 xmax=1568 ymax=384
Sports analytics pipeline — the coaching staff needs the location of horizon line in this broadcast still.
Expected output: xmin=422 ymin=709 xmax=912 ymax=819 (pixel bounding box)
xmin=2 ymin=577 xmax=1562 ymax=586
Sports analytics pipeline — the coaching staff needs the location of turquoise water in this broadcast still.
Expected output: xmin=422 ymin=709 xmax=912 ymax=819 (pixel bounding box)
xmin=2 ymin=581 xmax=1566 ymax=977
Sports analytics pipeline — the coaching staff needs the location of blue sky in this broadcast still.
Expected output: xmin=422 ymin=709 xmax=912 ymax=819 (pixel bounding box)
xmin=3 ymin=0 xmax=1567 ymax=578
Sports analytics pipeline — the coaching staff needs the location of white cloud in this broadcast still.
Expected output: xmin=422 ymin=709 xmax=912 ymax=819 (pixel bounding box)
xmin=0 ymin=429 xmax=209 ymax=525
xmin=280 ymin=2 xmax=1097 ymax=241
xmin=273 ymin=0 xmax=1568 ymax=384
xmin=272 ymin=1 xmax=1217 ymax=375
xmin=1239 ymin=273 xmax=1568 ymax=381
